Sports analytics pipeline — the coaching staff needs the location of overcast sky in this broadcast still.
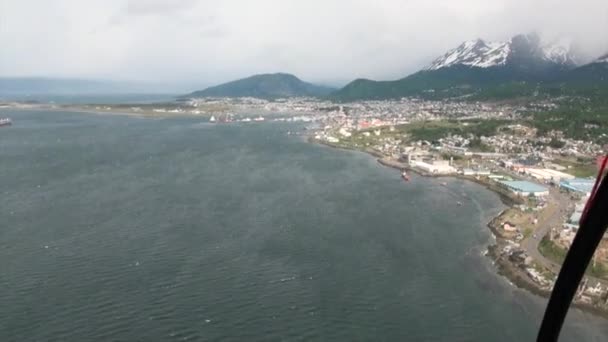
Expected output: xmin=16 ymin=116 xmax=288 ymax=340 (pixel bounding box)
xmin=1 ymin=0 xmax=607 ymax=88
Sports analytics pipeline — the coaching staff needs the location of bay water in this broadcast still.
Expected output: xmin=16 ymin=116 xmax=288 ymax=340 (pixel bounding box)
xmin=1 ymin=110 xmax=607 ymax=341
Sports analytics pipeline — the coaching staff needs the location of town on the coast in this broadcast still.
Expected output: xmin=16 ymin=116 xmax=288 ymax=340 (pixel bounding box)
xmin=139 ymin=95 xmax=608 ymax=314
xmin=303 ymin=97 xmax=608 ymax=313
xmin=10 ymin=94 xmax=607 ymax=312
xmin=3 ymin=36 xmax=608 ymax=316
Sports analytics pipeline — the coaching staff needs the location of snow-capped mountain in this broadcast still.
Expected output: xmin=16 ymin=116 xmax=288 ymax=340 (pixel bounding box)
xmin=426 ymin=33 xmax=578 ymax=71
xmin=594 ymin=53 xmax=608 ymax=64
xmin=541 ymin=37 xmax=578 ymax=66
xmin=332 ymin=34 xmax=606 ymax=101
xmin=426 ymin=39 xmax=510 ymax=70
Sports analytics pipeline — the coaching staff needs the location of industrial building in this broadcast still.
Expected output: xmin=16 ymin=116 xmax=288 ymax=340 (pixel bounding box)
xmin=559 ymin=178 xmax=595 ymax=196
xmin=497 ymin=180 xmax=550 ymax=197
xmin=411 ymin=160 xmax=456 ymax=174
xmin=523 ymin=168 xmax=575 ymax=183
xmin=461 ymin=168 xmax=491 ymax=176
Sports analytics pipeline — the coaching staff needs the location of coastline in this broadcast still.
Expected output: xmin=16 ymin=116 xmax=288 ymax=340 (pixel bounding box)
xmin=1 ymin=102 xmax=322 ymax=119
xmin=3 ymin=104 xmax=185 ymax=118
xmin=7 ymin=105 xmax=606 ymax=318
xmin=312 ymin=137 xmax=608 ymax=319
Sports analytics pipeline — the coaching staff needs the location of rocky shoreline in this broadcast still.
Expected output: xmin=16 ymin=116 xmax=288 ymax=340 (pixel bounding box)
xmin=313 ymin=138 xmax=608 ymax=319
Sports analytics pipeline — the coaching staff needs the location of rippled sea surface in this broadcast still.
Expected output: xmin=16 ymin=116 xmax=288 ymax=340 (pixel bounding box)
xmin=1 ymin=110 xmax=607 ymax=341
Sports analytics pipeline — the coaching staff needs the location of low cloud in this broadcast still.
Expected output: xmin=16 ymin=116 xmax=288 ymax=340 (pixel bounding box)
xmin=1 ymin=0 xmax=607 ymax=88
xmin=124 ymin=0 xmax=199 ymax=16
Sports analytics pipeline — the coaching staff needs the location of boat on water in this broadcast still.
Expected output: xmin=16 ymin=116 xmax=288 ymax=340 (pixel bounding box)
xmin=209 ymin=115 xmax=216 ymax=123
xmin=440 ymin=182 xmax=447 ymax=186
xmin=457 ymin=201 xmax=463 ymax=206
xmin=0 ymin=118 xmax=12 ymax=127
xmin=401 ymin=170 xmax=410 ymax=182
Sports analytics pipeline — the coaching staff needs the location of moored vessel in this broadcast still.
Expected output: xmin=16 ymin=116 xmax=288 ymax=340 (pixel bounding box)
xmin=0 ymin=118 xmax=12 ymax=127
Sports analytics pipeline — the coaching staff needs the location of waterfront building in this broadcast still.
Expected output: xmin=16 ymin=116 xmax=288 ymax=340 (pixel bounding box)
xmin=524 ymin=168 xmax=575 ymax=183
xmin=559 ymin=178 xmax=595 ymax=196
xmin=497 ymin=180 xmax=550 ymax=197
xmin=411 ymin=160 xmax=456 ymax=174
xmin=461 ymin=169 xmax=491 ymax=176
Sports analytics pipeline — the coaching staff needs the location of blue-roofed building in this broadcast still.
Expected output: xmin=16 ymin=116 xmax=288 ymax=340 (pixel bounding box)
xmin=497 ymin=180 xmax=550 ymax=197
xmin=559 ymin=178 xmax=595 ymax=195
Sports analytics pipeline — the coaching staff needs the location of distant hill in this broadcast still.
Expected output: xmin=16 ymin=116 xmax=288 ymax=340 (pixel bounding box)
xmin=185 ymin=73 xmax=335 ymax=99
xmin=332 ymin=33 xmax=608 ymax=101
xmin=331 ymin=65 xmax=539 ymax=101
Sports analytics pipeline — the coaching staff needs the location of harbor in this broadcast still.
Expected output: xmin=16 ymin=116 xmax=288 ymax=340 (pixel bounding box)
xmin=313 ymin=132 xmax=608 ymax=318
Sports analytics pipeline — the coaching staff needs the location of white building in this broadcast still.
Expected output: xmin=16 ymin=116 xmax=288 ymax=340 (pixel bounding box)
xmin=338 ymin=128 xmax=352 ymax=137
xmin=462 ymin=169 xmax=491 ymax=176
xmin=412 ymin=160 xmax=456 ymax=174
xmin=525 ymin=168 xmax=575 ymax=183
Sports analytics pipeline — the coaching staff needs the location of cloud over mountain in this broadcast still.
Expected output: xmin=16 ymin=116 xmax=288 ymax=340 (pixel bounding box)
xmin=1 ymin=0 xmax=607 ymax=89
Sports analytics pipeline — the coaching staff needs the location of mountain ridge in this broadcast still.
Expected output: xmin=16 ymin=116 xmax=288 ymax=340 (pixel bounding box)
xmin=332 ymin=33 xmax=608 ymax=101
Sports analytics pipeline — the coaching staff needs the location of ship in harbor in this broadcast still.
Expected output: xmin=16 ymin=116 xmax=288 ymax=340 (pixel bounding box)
xmin=0 ymin=118 xmax=12 ymax=127
xmin=401 ymin=170 xmax=410 ymax=182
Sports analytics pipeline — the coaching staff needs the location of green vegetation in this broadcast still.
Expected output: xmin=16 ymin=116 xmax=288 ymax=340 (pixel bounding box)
xmin=569 ymin=165 xmax=598 ymax=178
xmin=331 ymin=63 xmax=608 ymax=144
xmin=407 ymin=121 xmax=461 ymax=142
xmin=440 ymin=152 xmax=463 ymax=161
xmin=469 ymin=82 xmax=539 ymax=100
xmin=532 ymin=261 xmax=555 ymax=280
xmin=539 ymin=236 xmax=567 ymax=264
xmin=336 ymin=119 xmax=511 ymax=151
xmin=524 ymin=95 xmax=608 ymax=143
xmin=329 ymin=57 xmax=608 ymax=143
xmin=476 ymin=82 xmax=608 ymax=144
xmin=523 ymin=227 xmax=533 ymax=239
xmin=538 ymin=236 xmax=608 ymax=279
xmin=331 ymin=59 xmax=608 ymax=102
xmin=553 ymin=158 xmax=598 ymax=178
xmin=331 ymin=66 xmax=568 ymax=101
xmin=589 ymin=262 xmax=608 ymax=279
xmin=468 ymin=137 xmax=494 ymax=152
xmin=548 ymin=138 xmax=566 ymax=149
